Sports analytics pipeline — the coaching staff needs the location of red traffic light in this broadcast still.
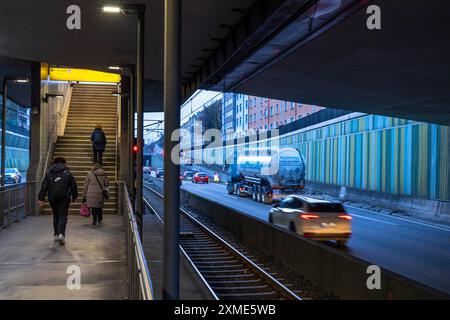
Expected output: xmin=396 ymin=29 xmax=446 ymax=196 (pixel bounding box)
xmin=133 ymin=145 xmax=139 ymax=153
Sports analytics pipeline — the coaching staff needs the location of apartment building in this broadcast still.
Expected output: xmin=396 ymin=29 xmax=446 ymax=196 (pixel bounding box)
xmin=248 ymin=96 xmax=324 ymax=133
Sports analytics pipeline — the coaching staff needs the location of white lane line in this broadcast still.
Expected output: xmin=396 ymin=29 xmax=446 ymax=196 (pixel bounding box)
xmin=224 ymin=193 xmax=239 ymax=200
xmin=347 ymin=205 xmax=450 ymax=232
xmin=350 ymin=213 xmax=398 ymax=226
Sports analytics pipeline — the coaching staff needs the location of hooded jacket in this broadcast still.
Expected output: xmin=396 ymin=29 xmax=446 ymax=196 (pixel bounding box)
xmin=39 ymin=163 xmax=78 ymax=201
xmin=82 ymin=165 xmax=109 ymax=209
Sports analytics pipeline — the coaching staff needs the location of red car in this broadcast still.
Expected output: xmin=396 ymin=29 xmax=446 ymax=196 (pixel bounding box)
xmin=192 ymin=173 xmax=209 ymax=184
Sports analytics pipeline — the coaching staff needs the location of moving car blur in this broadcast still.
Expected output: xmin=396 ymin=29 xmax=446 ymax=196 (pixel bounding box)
xmin=269 ymin=195 xmax=352 ymax=246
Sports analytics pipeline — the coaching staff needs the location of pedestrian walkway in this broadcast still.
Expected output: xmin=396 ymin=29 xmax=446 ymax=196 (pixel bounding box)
xmin=0 ymin=215 xmax=127 ymax=300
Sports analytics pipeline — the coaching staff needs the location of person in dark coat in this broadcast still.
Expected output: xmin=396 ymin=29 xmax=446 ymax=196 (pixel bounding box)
xmin=38 ymin=157 xmax=78 ymax=245
xmin=82 ymin=164 xmax=109 ymax=226
xmin=91 ymin=124 xmax=107 ymax=166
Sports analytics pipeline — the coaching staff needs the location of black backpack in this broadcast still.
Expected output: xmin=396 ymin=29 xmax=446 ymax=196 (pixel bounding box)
xmin=48 ymin=170 xmax=72 ymax=199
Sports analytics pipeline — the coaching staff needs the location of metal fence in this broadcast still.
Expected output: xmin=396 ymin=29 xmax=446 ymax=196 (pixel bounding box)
xmin=0 ymin=183 xmax=33 ymax=229
xmin=117 ymin=182 xmax=154 ymax=300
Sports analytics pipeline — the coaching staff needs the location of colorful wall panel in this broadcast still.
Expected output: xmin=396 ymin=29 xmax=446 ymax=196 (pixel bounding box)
xmin=281 ymin=115 xmax=449 ymax=201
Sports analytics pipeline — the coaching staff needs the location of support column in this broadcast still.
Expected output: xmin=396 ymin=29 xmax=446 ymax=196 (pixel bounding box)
xmin=27 ymin=62 xmax=42 ymax=215
xmin=163 ymin=0 xmax=181 ymax=300
xmin=136 ymin=9 xmax=145 ymax=236
xmin=129 ymin=66 xmax=136 ymax=202
xmin=120 ymin=76 xmax=130 ymax=184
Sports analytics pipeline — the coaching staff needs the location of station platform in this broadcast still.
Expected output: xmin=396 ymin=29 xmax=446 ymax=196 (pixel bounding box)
xmin=0 ymin=215 xmax=127 ymax=300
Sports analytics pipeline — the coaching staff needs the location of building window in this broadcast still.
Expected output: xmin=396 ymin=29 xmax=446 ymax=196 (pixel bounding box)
xmin=249 ymin=115 xmax=252 ymax=122
xmin=290 ymin=102 xmax=294 ymax=110
xmin=290 ymin=117 xmax=294 ymax=123
xmin=284 ymin=102 xmax=287 ymax=112
xmin=270 ymin=106 xmax=273 ymax=116
xmin=245 ymin=115 xmax=248 ymax=124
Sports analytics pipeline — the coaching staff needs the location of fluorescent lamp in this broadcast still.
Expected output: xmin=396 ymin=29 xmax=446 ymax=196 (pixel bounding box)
xmin=108 ymin=66 xmax=122 ymax=70
xmin=102 ymin=6 xmax=122 ymax=13
xmin=14 ymin=79 xmax=29 ymax=83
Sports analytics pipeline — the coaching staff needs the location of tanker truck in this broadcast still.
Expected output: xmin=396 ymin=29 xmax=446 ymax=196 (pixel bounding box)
xmin=227 ymin=148 xmax=306 ymax=204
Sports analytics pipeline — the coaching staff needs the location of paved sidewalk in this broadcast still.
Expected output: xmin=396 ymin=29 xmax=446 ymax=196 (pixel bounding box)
xmin=0 ymin=215 xmax=127 ymax=300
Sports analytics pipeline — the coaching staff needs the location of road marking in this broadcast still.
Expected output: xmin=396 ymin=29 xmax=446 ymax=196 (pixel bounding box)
xmin=347 ymin=205 xmax=450 ymax=232
xmin=224 ymin=193 xmax=239 ymax=200
xmin=350 ymin=213 xmax=397 ymax=226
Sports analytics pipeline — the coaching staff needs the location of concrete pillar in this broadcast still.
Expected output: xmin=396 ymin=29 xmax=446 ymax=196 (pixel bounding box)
xmin=26 ymin=61 xmax=42 ymax=215
xmin=120 ymin=76 xmax=130 ymax=185
xmin=163 ymin=0 xmax=181 ymax=300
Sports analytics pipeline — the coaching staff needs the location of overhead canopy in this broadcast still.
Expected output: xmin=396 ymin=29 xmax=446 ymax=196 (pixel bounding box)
xmin=0 ymin=0 xmax=449 ymax=125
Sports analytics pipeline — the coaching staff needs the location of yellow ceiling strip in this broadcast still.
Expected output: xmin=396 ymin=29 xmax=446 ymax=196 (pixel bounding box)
xmin=49 ymin=67 xmax=121 ymax=83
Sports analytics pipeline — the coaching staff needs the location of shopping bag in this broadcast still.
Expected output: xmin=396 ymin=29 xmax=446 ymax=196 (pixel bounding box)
xmin=80 ymin=203 xmax=90 ymax=217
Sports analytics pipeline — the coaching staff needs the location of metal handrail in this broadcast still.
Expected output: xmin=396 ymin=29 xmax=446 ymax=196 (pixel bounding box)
xmin=119 ymin=181 xmax=154 ymax=300
xmin=0 ymin=183 xmax=30 ymax=229
xmin=42 ymin=117 xmax=58 ymax=180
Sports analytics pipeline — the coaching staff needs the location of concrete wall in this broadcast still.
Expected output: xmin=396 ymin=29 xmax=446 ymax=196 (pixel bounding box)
xmin=181 ymin=190 xmax=447 ymax=300
xmin=305 ymin=181 xmax=450 ymax=224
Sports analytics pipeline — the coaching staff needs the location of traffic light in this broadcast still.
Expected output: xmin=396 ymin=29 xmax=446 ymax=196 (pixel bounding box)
xmin=133 ymin=137 xmax=138 ymax=180
xmin=133 ymin=138 xmax=138 ymax=155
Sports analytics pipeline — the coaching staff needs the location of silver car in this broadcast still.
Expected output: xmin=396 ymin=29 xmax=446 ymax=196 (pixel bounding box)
xmin=269 ymin=195 xmax=352 ymax=246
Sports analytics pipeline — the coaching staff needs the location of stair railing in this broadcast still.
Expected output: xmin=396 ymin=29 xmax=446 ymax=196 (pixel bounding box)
xmin=41 ymin=84 xmax=73 ymax=180
xmin=115 ymin=84 xmax=120 ymax=182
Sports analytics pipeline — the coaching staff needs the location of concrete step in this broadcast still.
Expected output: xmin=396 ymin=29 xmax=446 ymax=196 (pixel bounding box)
xmin=70 ymin=100 xmax=117 ymax=104
xmin=65 ymin=124 xmax=117 ymax=129
xmin=52 ymin=155 xmax=116 ymax=161
xmin=65 ymin=118 xmax=117 ymax=123
xmin=67 ymin=116 xmax=117 ymax=120
xmin=64 ymin=131 xmax=117 ymax=135
xmin=67 ymin=112 xmax=116 ymax=116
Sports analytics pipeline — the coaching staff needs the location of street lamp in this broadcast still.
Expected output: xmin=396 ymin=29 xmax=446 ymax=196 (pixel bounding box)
xmin=1 ymin=77 xmax=29 ymax=189
xmin=103 ymin=4 xmax=145 ymax=237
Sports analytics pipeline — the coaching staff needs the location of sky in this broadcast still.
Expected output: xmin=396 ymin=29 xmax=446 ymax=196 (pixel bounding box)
xmin=144 ymin=89 xmax=222 ymax=143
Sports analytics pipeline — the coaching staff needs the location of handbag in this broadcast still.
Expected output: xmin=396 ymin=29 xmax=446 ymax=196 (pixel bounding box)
xmin=80 ymin=203 xmax=90 ymax=217
xmin=93 ymin=173 xmax=110 ymax=200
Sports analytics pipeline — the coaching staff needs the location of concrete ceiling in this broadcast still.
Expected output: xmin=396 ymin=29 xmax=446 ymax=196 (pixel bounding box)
xmin=0 ymin=0 xmax=449 ymax=126
xmin=234 ymin=0 xmax=450 ymax=126
xmin=0 ymin=58 xmax=31 ymax=107
xmin=0 ymin=0 xmax=256 ymax=110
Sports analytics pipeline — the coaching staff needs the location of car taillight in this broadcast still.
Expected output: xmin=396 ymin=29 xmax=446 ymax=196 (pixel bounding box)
xmin=299 ymin=214 xmax=320 ymax=220
xmin=338 ymin=214 xmax=352 ymax=220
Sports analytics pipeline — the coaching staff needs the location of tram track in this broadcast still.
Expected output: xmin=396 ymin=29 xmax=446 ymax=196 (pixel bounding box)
xmin=143 ymin=183 xmax=301 ymax=300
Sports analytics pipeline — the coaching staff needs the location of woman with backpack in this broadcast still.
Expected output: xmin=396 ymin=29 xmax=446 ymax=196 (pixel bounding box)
xmin=91 ymin=124 xmax=107 ymax=166
xmin=82 ymin=164 xmax=109 ymax=226
xmin=38 ymin=157 xmax=78 ymax=245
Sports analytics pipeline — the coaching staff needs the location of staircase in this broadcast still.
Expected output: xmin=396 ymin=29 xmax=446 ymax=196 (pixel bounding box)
xmin=43 ymin=84 xmax=119 ymax=215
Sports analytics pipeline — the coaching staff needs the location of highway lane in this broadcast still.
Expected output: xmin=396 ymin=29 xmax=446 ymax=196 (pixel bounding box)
xmin=180 ymin=181 xmax=450 ymax=295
